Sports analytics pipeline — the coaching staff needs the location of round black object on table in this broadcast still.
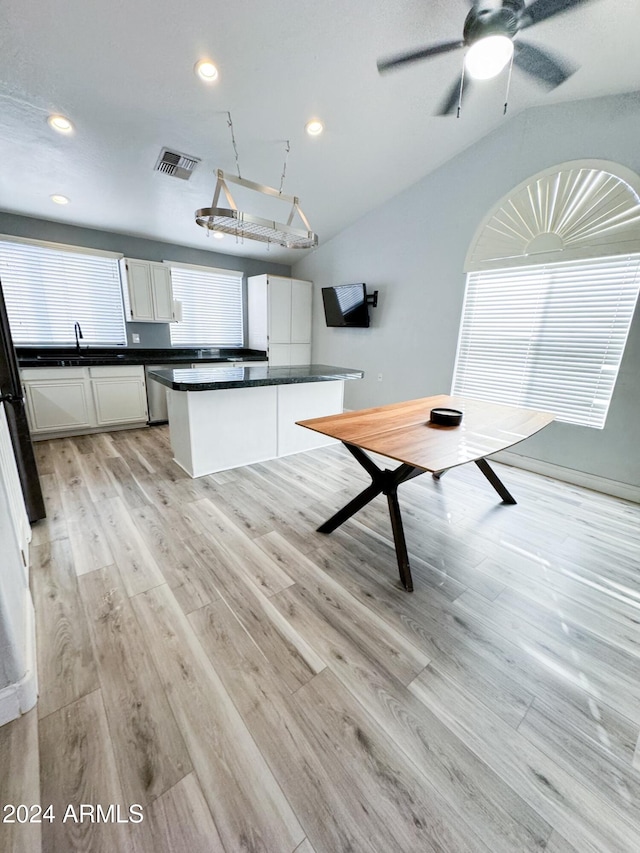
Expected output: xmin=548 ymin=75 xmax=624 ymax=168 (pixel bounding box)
xmin=429 ymin=407 xmax=463 ymax=426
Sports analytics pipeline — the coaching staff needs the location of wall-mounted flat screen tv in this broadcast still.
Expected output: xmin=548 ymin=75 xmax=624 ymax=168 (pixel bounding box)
xmin=322 ymin=283 xmax=370 ymax=328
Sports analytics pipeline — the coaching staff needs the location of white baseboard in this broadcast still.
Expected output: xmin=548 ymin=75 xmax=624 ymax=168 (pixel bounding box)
xmin=0 ymin=594 xmax=38 ymax=727
xmin=492 ymin=450 xmax=640 ymax=503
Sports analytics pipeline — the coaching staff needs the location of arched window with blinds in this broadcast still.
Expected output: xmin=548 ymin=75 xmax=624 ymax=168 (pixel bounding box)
xmin=453 ymin=161 xmax=640 ymax=429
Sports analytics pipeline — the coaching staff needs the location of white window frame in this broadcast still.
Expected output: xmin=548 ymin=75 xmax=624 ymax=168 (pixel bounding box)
xmin=0 ymin=235 xmax=126 ymax=347
xmin=166 ymin=261 xmax=244 ymax=348
xmin=452 ymin=254 xmax=640 ymax=429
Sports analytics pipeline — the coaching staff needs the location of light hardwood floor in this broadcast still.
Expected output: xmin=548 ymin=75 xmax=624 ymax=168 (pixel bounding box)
xmin=1 ymin=425 xmax=640 ymax=852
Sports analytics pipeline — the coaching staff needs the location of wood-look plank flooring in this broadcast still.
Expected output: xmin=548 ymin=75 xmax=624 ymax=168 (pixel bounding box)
xmin=1 ymin=425 xmax=640 ymax=852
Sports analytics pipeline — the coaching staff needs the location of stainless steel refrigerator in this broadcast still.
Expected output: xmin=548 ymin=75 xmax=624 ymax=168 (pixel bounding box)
xmin=0 ymin=280 xmax=45 ymax=522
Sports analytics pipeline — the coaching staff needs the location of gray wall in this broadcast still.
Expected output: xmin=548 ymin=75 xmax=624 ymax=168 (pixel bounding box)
xmin=0 ymin=213 xmax=291 ymax=348
xmin=293 ymin=92 xmax=640 ymax=488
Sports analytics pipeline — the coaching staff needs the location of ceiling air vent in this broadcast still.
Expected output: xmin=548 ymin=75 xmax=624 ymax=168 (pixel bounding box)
xmin=154 ymin=148 xmax=200 ymax=180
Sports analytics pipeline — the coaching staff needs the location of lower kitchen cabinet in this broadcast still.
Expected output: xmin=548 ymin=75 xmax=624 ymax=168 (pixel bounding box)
xmin=21 ymin=365 xmax=148 ymax=438
xmin=22 ymin=368 xmax=94 ymax=433
xmin=90 ymin=366 xmax=148 ymax=426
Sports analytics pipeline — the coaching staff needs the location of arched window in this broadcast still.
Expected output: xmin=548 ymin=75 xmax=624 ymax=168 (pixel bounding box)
xmin=452 ymin=161 xmax=640 ymax=428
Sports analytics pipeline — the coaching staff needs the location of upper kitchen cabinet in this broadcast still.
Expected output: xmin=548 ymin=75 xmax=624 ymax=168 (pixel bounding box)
xmin=248 ymin=275 xmax=312 ymax=366
xmin=121 ymin=258 xmax=179 ymax=323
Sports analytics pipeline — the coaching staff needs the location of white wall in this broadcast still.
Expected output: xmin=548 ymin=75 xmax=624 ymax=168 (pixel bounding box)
xmin=293 ymin=91 xmax=640 ymax=490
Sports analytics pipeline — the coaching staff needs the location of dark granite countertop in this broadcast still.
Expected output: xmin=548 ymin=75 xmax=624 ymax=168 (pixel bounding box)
xmin=17 ymin=346 xmax=267 ymax=368
xmin=147 ymin=363 xmax=364 ymax=391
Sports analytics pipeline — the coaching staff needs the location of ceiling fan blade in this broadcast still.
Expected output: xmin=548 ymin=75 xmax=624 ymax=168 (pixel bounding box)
xmin=514 ymin=40 xmax=577 ymax=88
xmin=377 ymin=40 xmax=464 ymax=73
xmin=520 ymin=0 xmax=591 ymax=28
xmin=435 ymin=75 xmax=472 ymax=116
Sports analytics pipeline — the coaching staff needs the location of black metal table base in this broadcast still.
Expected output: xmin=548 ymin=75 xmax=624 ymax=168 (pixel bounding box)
xmin=317 ymin=443 xmax=517 ymax=591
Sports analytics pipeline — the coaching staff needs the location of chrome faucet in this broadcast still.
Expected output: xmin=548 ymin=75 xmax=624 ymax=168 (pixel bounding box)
xmin=74 ymin=321 xmax=83 ymax=351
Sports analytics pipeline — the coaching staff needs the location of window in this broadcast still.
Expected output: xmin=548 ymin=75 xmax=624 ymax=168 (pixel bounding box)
xmin=0 ymin=237 xmax=126 ymax=346
xmin=168 ymin=262 xmax=243 ymax=347
xmin=452 ymin=254 xmax=640 ymax=428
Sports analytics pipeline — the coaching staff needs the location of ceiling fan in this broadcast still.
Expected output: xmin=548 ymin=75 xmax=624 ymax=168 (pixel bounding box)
xmin=377 ymin=0 xmax=591 ymax=116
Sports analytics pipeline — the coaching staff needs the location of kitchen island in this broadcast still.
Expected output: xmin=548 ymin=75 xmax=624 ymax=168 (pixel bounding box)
xmin=147 ymin=363 xmax=363 ymax=477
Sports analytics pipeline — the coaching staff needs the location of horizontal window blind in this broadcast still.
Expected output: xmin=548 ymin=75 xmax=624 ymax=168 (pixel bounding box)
xmin=452 ymin=254 xmax=640 ymax=428
xmin=0 ymin=239 xmax=126 ymax=346
xmin=168 ymin=264 xmax=243 ymax=347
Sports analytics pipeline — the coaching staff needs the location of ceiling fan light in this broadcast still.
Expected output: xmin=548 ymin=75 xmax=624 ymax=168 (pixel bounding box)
xmin=465 ymin=35 xmax=514 ymax=80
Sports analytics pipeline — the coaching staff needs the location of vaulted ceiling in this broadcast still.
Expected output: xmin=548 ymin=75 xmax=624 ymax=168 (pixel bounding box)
xmin=1 ymin=0 xmax=638 ymax=263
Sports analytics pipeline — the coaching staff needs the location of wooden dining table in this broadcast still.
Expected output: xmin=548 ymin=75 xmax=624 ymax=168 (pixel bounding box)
xmin=297 ymin=394 xmax=554 ymax=591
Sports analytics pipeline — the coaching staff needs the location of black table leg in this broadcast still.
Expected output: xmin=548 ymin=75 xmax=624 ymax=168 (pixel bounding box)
xmin=475 ymin=457 xmax=517 ymax=504
xmin=317 ymin=442 xmax=423 ymax=591
xmin=317 ymin=482 xmax=384 ymax=533
xmin=317 ymin=445 xmax=519 ymax=591
xmin=387 ymin=489 xmax=413 ymax=592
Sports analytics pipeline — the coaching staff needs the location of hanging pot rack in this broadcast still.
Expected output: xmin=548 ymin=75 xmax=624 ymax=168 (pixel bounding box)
xmin=195 ymin=169 xmax=318 ymax=249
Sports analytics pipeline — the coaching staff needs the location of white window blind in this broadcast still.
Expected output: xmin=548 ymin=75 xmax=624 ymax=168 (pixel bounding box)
xmin=168 ymin=263 xmax=243 ymax=347
xmin=0 ymin=238 xmax=126 ymax=346
xmin=452 ymin=254 xmax=640 ymax=429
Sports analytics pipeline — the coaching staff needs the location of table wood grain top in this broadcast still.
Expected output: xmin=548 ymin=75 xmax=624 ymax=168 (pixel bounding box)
xmin=297 ymin=394 xmax=554 ymax=473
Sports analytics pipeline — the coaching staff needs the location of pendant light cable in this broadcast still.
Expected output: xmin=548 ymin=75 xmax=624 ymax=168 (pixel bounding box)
xmin=226 ymin=111 xmax=242 ymax=179
xmin=279 ymin=140 xmax=291 ymax=195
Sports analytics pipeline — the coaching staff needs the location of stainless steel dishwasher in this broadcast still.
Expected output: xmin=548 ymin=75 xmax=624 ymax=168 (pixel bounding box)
xmin=145 ymin=364 xmax=175 ymax=424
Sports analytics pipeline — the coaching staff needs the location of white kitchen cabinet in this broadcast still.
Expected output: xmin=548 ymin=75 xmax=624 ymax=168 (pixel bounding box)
xmin=289 ymin=343 xmax=312 ymax=365
xmin=21 ymin=366 xmax=148 ymax=438
xmin=266 ymin=344 xmax=312 ymax=367
xmin=247 ymin=275 xmax=312 ymax=366
xmin=267 ymin=277 xmax=292 ymax=344
xmin=22 ymin=367 xmax=94 ymax=434
xmin=90 ymin=366 xmax=147 ymax=426
xmin=290 ymin=280 xmax=312 ymax=343
xmin=123 ymin=258 xmax=177 ymax=323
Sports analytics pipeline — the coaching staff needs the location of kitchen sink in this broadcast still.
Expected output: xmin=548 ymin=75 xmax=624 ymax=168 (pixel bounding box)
xmin=32 ymin=353 xmax=128 ymax=366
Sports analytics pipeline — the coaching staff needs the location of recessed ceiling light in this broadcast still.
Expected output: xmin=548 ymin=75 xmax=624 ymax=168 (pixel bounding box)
xmin=50 ymin=194 xmax=70 ymax=205
xmin=305 ymin=119 xmax=324 ymax=136
xmin=195 ymin=60 xmax=219 ymax=82
xmin=213 ymin=231 xmax=225 ymax=239
xmin=47 ymin=114 xmax=74 ymax=134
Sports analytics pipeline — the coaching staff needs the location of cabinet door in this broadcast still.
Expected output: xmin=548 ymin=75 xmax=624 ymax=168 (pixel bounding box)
xmin=268 ymin=344 xmax=291 ymax=366
xmin=126 ymin=261 xmax=155 ymax=321
xmin=25 ymin=380 xmax=93 ymax=433
xmin=290 ymin=280 xmax=312 ymax=343
xmin=289 ymin=343 xmax=311 ymax=365
xmin=247 ymin=275 xmax=268 ymax=351
xmin=267 ymin=277 xmax=292 ymax=344
xmin=150 ymin=264 xmax=174 ymax=322
xmin=92 ymin=377 xmax=148 ymax=425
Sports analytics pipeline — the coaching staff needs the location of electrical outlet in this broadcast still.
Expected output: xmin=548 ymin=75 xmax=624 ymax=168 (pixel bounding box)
xmin=377 ymin=373 xmax=383 ymax=382
xmin=132 ymin=333 xmax=140 ymax=344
